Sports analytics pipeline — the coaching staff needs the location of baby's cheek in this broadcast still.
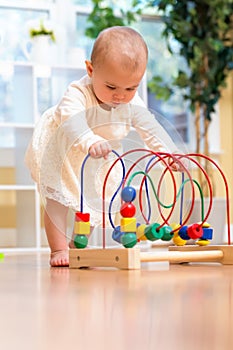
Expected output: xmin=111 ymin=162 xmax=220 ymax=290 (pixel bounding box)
xmin=126 ymin=91 xmax=137 ymax=102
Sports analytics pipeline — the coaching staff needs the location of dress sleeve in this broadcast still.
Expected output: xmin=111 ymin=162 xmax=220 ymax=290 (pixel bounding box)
xmin=130 ymin=95 xmax=179 ymax=153
xmin=53 ymin=81 xmax=105 ymax=153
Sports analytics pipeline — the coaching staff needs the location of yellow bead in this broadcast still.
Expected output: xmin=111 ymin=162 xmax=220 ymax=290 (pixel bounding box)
xmin=170 ymin=222 xmax=181 ymax=233
xmin=173 ymin=231 xmax=187 ymax=246
xmin=196 ymin=239 xmax=210 ymax=246
xmin=120 ymin=217 xmax=137 ymax=232
xmin=136 ymin=224 xmax=147 ymax=240
xmin=197 ymin=221 xmax=210 ymax=228
xmin=170 ymin=223 xmax=187 ymax=246
xmin=201 ymin=222 xmax=211 ymax=228
xmin=74 ymin=221 xmax=90 ymax=235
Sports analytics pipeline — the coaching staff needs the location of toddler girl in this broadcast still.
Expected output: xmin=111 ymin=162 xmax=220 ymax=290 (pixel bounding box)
xmin=25 ymin=26 xmax=180 ymax=267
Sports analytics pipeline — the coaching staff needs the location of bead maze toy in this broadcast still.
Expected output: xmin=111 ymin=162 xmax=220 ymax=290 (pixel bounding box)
xmin=69 ymin=149 xmax=233 ymax=269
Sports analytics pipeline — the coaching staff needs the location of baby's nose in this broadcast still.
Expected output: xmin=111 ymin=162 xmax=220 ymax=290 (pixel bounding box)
xmin=113 ymin=92 xmax=125 ymax=100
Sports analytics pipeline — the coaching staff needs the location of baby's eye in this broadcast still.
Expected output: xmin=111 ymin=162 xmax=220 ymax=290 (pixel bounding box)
xmin=126 ymin=87 xmax=136 ymax=91
xmin=106 ymin=85 xmax=116 ymax=90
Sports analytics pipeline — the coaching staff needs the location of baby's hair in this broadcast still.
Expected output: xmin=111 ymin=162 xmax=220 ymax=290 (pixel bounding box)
xmin=91 ymin=26 xmax=148 ymax=72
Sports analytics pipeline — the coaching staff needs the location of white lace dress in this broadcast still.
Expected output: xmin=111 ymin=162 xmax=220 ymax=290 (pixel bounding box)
xmin=25 ymin=75 xmax=177 ymax=225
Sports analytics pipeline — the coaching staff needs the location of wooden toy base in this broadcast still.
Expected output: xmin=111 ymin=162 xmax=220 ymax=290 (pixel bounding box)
xmin=168 ymin=245 xmax=233 ymax=265
xmin=69 ymin=248 xmax=141 ymax=269
xmin=69 ymin=245 xmax=233 ymax=270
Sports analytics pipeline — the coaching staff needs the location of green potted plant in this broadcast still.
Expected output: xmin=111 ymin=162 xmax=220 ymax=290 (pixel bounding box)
xmin=29 ymin=19 xmax=56 ymax=42
xmin=143 ymin=0 xmax=233 ymax=241
xmin=24 ymin=19 xmax=56 ymax=64
xmin=145 ymin=1 xmax=233 ymax=173
xmin=85 ymin=0 xmax=141 ymax=39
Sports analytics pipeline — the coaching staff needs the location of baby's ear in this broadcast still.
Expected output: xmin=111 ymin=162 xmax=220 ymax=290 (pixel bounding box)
xmin=85 ymin=60 xmax=93 ymax=77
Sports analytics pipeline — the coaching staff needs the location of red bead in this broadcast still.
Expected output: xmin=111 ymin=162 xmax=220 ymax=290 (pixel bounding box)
xmin=75 ymin=212 xmax=90 ymax=222
xmin=187 ymin=223 xmax=203 ymax=239
xmin=120 ymin=202 xmax=136 ymax=218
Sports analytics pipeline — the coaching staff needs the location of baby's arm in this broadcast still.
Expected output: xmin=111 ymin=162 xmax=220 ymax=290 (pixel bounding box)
xmin=88 ymin=140 xmax=112 ymax=160
xmin=54 ymin=81 xmax=110 ymax=155
xmin=130 ymin=96 xmax=187 ymax=171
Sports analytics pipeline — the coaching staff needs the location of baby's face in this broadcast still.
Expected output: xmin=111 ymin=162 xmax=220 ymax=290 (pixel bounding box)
xmin=86 ymin=58 xmax=146 ymax=108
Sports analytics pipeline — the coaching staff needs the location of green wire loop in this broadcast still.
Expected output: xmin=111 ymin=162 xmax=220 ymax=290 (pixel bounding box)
xmin=127 ymin=171 xmax=205 ymax=220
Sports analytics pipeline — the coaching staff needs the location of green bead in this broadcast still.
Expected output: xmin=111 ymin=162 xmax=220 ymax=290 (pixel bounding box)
xmin=160 ymin=226 xmax=174 ymax=241
xmin=144 ymin=223 xmax=163 ymax=241
xmin=0 ymin=253 xmax=4 ymax=261
xmin=121 ymin=233 xmax=137 ymax=248
xmin=74 ymin=234 xmax=88 ymax=249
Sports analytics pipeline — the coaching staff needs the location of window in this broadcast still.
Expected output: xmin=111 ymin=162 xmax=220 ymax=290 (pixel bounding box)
xmin=133 ymin=17 xmax=189 ymax=144
xmin=0 ymin=1 xmax=210 ymax=150
xmin=0 ymin=7 xmax=49 ymax=61
xmin=0 ymin=3 xmax=51 ymax=148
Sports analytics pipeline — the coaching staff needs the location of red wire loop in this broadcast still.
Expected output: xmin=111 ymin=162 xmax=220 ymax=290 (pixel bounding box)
xmin=101 ymin=149 xmax=231 ymax=248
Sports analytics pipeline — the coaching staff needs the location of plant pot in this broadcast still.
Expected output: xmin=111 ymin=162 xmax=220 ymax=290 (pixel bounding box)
xmin=23 ymin=35 xmax=56 ymax=65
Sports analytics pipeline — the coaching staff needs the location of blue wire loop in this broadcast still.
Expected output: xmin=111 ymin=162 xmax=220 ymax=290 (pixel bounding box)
xmin=80 ymin=150 xmax=205 ymax=231
xmin=80 ymin=150 xmax=125 ymax=216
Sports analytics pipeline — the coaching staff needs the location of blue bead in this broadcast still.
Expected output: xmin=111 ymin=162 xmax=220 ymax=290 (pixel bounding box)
xmin=112 ymin=226 xmax=124 ymax=243
xmin=179 ymin=226 xmax=190 ymax=240
xmin=201 ymin=227 xmax=213 ymax=240
xmin=121 ymin=186 xmax=136 ymax=202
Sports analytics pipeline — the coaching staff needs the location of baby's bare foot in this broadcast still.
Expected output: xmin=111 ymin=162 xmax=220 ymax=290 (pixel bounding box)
xmin=68 ymin=240 xmax=75 ymax=249
xmin=50 ymin=250 xmax=69 ymax=267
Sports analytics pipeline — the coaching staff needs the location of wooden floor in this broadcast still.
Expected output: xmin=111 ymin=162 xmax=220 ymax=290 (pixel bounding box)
xmin=0 ymin=249 xmax=233 ymax=350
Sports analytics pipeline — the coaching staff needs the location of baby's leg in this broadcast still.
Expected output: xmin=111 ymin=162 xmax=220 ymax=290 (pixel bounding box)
xmin=44 ymin=198 xmax=69 ymax=267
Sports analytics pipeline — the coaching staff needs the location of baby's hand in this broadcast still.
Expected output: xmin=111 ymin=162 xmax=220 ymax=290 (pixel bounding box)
xmin=168 ymin=155 xmax=189 ymax=172
xmin=89 ymin=140 xmax=112 ymax=160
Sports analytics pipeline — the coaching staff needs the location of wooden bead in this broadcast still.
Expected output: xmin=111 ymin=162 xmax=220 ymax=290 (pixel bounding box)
xmin=121 ymin=232 xmax=137 ymax=248
xmin=136 ymin=224 xmax=147 ymax=240
xmin=112 ymin=226 xmax=124 ymax=243
xmin=173 ymin=231 xmax=187 ymax=246
xmin=171 ymin=223 xmax=187 ymax=246
xmin=196 ymin=239 xmax=210 ymax=246
xmin=121 ymin=186 xmax=136 ymax=202
xmin=75 ymin=212 xmax=90 ymax=222
xmin=187 ymin=223 xmax=203 ymax=239
xmin=198 ymin=221 xmax=211 ymax=228
xmin=74 ymin=221 xmax=90 ymax=235
xmin=120 ymin=217 xmax=137 ymax=232
xmin=74 ymin=234 xmax=88 ymax=249
xmin=201 ymin=227 xmax=213 ymax=240
xmin=178 ymin=226 xmax=189 ymax=240
xmin=120 ymin=202 xmax=136 ymax=218
xmin=160 ymin=226 xmax=174 ymax=241
xmin=170 ymin=222 xmax=180 ymax=233
xmin=144 ymin=223 xmax=163 ymax=241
